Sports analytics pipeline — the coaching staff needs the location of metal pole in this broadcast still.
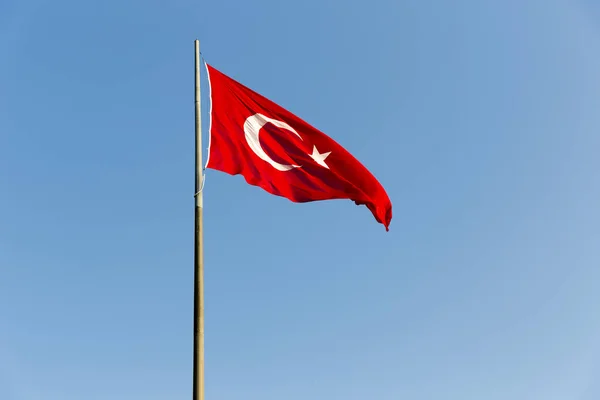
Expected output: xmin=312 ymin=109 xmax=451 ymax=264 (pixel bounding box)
xmin=193 ymin=39 xmax=205 ymax=400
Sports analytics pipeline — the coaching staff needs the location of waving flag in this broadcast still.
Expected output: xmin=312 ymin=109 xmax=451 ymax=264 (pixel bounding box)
xmin=205 ymin=63 xmax=392 ymax=231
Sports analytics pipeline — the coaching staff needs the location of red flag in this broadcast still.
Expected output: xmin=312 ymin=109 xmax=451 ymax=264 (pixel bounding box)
xmin=205 ymin=63 xmax=392 ymax=231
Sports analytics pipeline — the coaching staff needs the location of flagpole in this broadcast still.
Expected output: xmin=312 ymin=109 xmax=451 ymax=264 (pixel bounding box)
xmin=193 ymin=39 xmax=205 ymax=400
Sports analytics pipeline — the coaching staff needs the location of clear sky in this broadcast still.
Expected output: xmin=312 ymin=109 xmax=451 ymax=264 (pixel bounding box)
xmin=1 ymin=0 xmax=600 ymax=399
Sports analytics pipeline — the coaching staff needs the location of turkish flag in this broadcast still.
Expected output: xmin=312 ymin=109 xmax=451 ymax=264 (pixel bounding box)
xmin=205 ymin=63 xmax=392 ymax=231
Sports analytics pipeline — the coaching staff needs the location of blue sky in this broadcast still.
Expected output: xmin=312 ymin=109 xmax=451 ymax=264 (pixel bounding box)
xmin=1 ymin=0 xmax=600 ymax=399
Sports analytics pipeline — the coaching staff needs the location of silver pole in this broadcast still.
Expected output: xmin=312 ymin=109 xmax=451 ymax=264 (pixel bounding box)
xmin=192 ymin=39 xmax=205 ymax=400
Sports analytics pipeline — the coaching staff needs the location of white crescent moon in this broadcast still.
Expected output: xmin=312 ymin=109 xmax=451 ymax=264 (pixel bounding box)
xmin=243 ymin=113 xmax=303 ymax=172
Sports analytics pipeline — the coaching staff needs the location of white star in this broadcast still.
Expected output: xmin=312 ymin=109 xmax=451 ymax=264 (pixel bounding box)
xmin=309 ymin=145 xmax=332 ymax=169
